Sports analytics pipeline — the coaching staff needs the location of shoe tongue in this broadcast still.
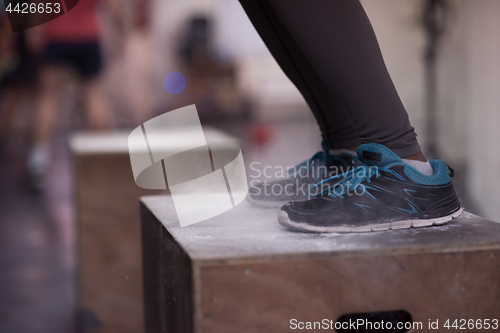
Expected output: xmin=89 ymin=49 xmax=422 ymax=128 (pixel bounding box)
xmin=356 ymin=143 xmax=402 ymax=167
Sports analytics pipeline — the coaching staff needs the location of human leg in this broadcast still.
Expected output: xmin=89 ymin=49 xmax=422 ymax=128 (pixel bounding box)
xmin=75 ymin=42 xmax=109 ymax=130
xmin=239 ymin=0 xmax=461 ymax=229
xmin=34 ymin=65 xmax=61 ymax=144
xmin=238 ymin=0 xmax=360 ymax=150
xmin=240 ymin=0 xmax=421 ymax=157
xmin=82 ymin=78 xmax=109 ymax=130
xmin=26 ymin=64 xmax=62 ymax=189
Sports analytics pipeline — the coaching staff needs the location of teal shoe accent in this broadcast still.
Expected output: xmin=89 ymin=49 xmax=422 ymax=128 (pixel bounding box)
xmin=403 ymin=159 xmax=451 ymax=185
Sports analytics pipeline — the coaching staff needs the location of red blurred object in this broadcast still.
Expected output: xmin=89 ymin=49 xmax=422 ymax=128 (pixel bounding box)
xmin=248 ymin=123 xmax=274 ymax=147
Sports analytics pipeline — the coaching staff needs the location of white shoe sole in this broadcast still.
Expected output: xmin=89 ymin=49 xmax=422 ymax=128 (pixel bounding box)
xmin=278 ymin=207 xmax=464 ymax=233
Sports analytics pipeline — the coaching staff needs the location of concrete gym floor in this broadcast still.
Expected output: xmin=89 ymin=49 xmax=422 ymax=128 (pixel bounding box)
xmin=0 ymin=136 xmax=77 ymax=333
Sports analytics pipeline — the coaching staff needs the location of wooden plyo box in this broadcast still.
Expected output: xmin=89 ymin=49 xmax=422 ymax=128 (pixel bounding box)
xmin=70 ymin=128 xmax=238 ymax=333
xmin=141 ymin=195 xmax=500 ymax=333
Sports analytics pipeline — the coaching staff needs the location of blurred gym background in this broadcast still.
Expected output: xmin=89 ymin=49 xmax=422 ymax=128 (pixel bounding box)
xmin=1 ymin=0 xmax=499 ymax=332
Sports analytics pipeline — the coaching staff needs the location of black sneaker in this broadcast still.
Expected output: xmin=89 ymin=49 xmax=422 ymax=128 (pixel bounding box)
xmin=248 ymin=142 xmax=360 ymax=208
xmin=278 ymin=143 xmax=463 ymax=233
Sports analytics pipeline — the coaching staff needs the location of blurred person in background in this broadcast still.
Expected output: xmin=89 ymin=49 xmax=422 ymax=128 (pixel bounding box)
xmin=0 ymin=12 xmax=41 ymax=150
xmin=26 ymin=0 xmax=120 ymax=189
xmin=241 ymin=0 xmax=462 ymax=232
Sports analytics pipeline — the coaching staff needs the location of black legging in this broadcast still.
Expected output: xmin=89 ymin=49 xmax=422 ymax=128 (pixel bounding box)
xmin=238 ymin=0 xmax=421 ymax=157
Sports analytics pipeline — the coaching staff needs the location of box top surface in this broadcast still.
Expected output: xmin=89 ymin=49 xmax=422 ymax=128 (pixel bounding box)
xmin=69 ymin=126 xmax=239 ymax=155
xmin=141 ymin=195 xmax=500 ymax=263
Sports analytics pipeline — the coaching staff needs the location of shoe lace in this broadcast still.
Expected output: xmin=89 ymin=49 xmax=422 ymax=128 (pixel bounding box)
xmin=288 ymin=141 xmax=349 ymax=180
xmin=309 ymin=164 xmax=386 ymax=199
